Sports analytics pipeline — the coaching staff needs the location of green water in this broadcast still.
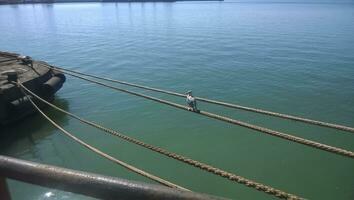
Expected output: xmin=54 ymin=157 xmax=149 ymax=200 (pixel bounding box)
xmin=1 ymin=1 xmax=354 ymax=199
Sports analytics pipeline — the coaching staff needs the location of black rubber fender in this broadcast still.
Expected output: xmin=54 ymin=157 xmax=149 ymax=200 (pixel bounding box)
xmin=52 ymin=70 xmax=66 ymax=82
xmin=9 ymin=95 xmax=33 ymax=109
xmin=42 ymin=74 xmax=65 ymax=95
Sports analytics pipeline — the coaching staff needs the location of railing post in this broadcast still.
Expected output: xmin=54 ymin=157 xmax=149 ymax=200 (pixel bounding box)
xmin=0 ymin=176 xmax=11 ymax=200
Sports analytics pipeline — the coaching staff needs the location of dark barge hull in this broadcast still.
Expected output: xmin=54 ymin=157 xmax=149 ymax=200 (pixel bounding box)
xmin=0 ymin=51 xmax=65 ymax=126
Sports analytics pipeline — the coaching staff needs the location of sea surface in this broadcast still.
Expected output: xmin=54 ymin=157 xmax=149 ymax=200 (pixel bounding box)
xmin=1 ymin=1 xmax=354 ymax=199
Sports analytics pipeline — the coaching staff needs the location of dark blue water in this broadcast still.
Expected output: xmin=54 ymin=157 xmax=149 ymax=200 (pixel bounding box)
xmin=0 ymin=1 xmax=354 ymax=199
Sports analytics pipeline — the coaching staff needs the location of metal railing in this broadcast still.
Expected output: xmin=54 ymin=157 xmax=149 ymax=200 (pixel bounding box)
xmin=0 ymin=155 xmax=226 ymax=200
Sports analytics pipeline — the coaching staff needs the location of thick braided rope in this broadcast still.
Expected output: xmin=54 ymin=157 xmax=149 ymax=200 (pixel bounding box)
xmin=200 ymin=111 xmax=354 ymax=158
xmin=46 ymin=65 xmax=354 ymax=134
xmin=53 ymin=70 xmax=354 ymax=159
xmin=20 ymin=83 xmax=304 ymax=200
xmin=18 ymin=83 xmax=188 ymax=191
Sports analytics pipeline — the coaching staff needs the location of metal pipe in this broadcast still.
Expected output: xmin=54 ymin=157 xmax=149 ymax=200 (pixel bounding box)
xmin=0 ymin=155 xmax=225 ymax=200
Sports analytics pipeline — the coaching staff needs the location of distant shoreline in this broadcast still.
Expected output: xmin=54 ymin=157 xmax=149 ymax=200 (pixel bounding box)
xmin=0 ymin=0 xmax=223 ymax=5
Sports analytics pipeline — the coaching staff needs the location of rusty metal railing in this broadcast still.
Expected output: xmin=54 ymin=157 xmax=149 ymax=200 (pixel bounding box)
xmin=0 ymin=155 xmax=226 ymax=200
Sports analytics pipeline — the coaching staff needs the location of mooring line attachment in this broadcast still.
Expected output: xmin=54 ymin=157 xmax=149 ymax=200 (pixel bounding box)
xmin=48 ymin=69 xmax=354 ymax=159
xmin=19 ymin=83 xmax=304 ymax=200
xmin=17 ymin=83 xmax=188 ymax=191
xmin=44 ymin=64 xmax=354 ymax=134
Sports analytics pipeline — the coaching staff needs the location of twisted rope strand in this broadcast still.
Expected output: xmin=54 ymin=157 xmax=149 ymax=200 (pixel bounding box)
xmin=18 ymin=84 xmax=188 ymax=191
xmin=19 ymin=82 xmax=304 ymax=200
xmin=45 ymin=65 xmax=354 ymax=134
xmin=53 ymin=70 xmax=354 ymax=159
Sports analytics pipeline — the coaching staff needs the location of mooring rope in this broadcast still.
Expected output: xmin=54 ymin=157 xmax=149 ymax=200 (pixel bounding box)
xmin=19 ymin=82 xmax=304 ymax=200
xmin=49 ymin=69 xmax=354 ymax=159
xmin=44 ymin=65 xmax=354 ymax=134
xmin=18 ymin=84 xmax=188 ymax=191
